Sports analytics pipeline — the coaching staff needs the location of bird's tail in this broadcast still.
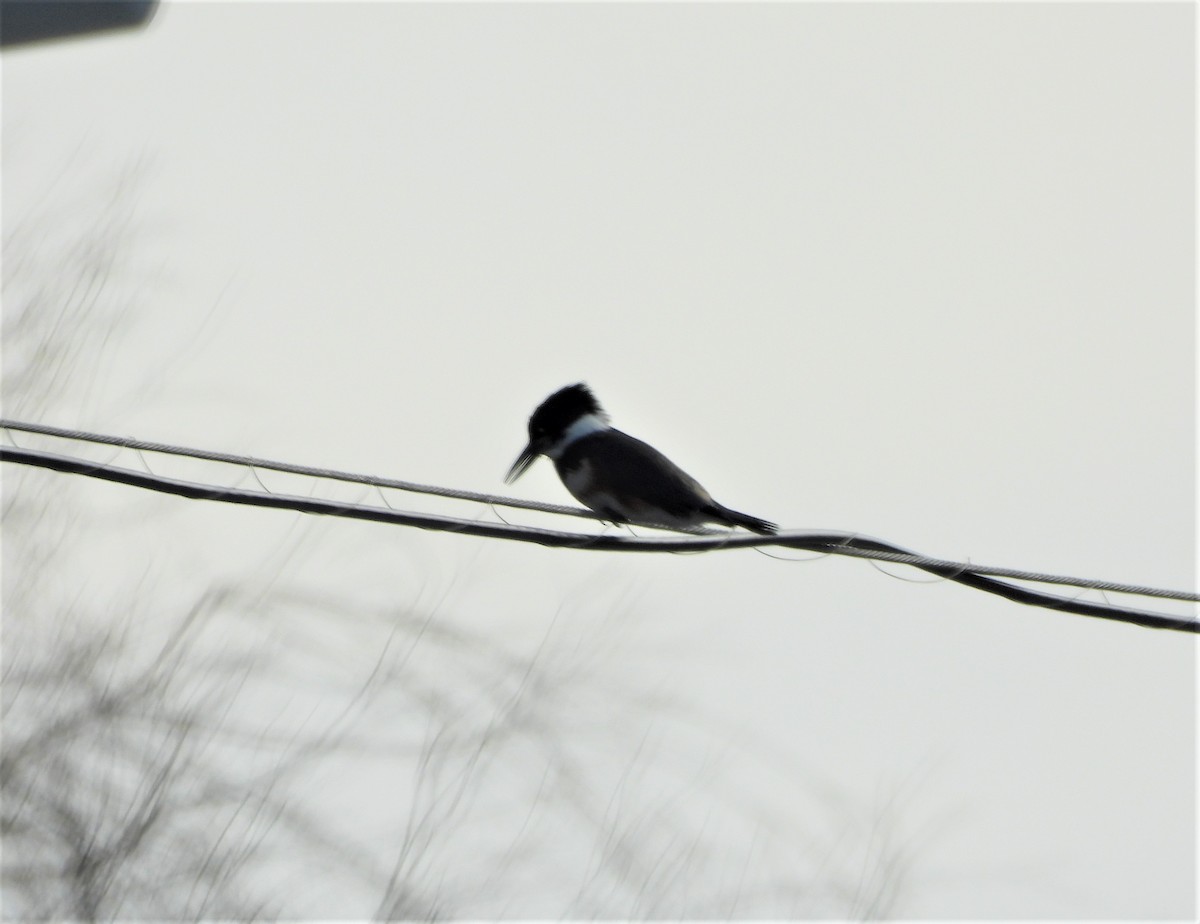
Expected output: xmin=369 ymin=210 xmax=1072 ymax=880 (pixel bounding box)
xmin=707 ymin=504 xmax=778 ymax=535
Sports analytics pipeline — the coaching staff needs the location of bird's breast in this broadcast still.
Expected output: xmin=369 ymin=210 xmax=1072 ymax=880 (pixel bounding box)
xmin=560 ymin=457 xmax=608 ymax=509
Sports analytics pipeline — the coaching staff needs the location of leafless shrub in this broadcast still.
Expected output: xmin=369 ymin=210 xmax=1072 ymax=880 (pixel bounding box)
xmin=2 ymin=157 xmax=913 ymax=920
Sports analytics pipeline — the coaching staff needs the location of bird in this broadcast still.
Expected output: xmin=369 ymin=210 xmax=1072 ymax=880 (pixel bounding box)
xmin=505 ymin=383 xmax=777 ymax=534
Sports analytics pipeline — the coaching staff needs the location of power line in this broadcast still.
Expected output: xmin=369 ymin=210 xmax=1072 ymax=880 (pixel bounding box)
xmin=824 ymin=546 xmax=1195 ymax=602
xmin=0 ymin=417 xmax=608 ymax=522
xmin=3 ymin=418 xmax=1192 ymax=602
xmin=2 ymin=427 xmax=1195 ymax=635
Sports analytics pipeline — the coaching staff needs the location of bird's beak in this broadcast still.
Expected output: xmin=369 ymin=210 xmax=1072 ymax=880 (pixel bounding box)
xmin=505 ymin=442 xmax=539 ymax=484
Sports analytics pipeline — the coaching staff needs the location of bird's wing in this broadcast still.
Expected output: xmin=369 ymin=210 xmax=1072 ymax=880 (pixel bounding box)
xmin=557 ymin=430 xmax=715 ymax=521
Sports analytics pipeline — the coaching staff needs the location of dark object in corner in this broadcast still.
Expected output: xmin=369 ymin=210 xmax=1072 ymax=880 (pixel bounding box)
xmin=1 ymin=1 xmax=157 ymax=48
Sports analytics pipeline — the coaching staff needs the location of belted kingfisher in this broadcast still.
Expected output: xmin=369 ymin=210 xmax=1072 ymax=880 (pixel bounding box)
xmin=505 ymin=383 xmax=777 ymax=534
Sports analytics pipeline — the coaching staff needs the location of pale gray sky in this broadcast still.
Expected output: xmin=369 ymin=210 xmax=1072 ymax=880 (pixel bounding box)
xmin=3 ymin=2 xmax=1195 ymax=918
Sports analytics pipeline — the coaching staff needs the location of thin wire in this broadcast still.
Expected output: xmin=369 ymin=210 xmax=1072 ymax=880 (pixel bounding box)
xmin=0 ymin=417 xmax=607 ymax=522
xmin=3 ymin=443 xmax=1196 ymax=635
xmin=3 ymin=418 xmax=1195 ymax=605
xmin=828 ymin=546 xmax=1197 ymax=602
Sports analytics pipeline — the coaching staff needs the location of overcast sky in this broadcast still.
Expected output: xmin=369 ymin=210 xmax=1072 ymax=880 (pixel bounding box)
xmin=3 ymin=2 xmax=1195 ymax=918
